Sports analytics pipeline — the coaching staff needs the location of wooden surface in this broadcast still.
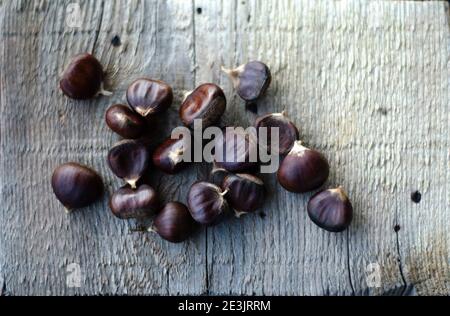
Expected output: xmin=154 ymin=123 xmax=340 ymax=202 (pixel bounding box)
xmin=1 ymin=0 xmax=449 ymax=296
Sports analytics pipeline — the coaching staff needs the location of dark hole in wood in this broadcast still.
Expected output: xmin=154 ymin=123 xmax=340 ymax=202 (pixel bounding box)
xmin=411 ymin=191 xmax=422 ymax=204
xmin=246 ymin=102 xmax=258 ymax=114
xmin=394 ymin=225 xmax=401 ymax=232
xmin=247 ymin=14 xmax=251 ymax=22
xmin=378 ymin=107 xmax=388 ymax=115
xmin=111 ymin=35 xmax=122 ymax=47
xmin=259 ymin=212 xmax=266 ymax=219
xmin=1 ymin=281 xmax=6 ymax=296
xmin=196 ymin=7 xmax=202 ymax=14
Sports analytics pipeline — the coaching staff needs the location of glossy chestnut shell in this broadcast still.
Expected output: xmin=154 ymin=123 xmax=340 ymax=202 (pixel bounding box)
xmin=60 ymin=53 xmax=110 ymax=100
xmin=180 ymin=83 xmax=226 ymax=128
xmin=222 ymin=61 xmax=271 ymax=102
xmin=109 ymin=184 xmax=159 ymax=220
xmin=209 ymin=164 xmax=232 ymax=187
xmin=255 ymin=111 xmax=299 ymax=155
xmin=51 ymin=163 xmax=103 ymax=210
xmin=214 ymin=128 xmax=259 ymax=173
xmin=277 ymin=141 xmax=329 ymax=193
xmin=107 ymin=140 xmax=149 ymax=188
xmin=126 ymin=78 xmax=173 ymax=118
xmin=154 ymin=202 xmax=197 ymax=243
xmin=105 ymin=104 xmax=146 ymax=139
xmin=152 ymin=134 xmax=191 ymax=174
xmin=222 ymin=174 xmax=265 ymax=214
xmin=187 ymin=182 xmax=229 ymax=226
xmin=307 ymin=187 xmax=353 ymax=232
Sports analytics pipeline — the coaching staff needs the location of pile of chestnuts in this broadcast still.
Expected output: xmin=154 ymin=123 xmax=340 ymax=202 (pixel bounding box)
xmin=52 ymin=53 xmax=354 ymax=246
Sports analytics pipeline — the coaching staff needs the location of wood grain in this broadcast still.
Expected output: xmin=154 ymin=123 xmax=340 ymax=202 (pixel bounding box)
xmin=0 ymin=0 xmax=449 ymax=295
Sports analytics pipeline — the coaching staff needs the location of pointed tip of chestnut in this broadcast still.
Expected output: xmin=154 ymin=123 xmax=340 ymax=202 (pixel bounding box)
xmin=107 ymin=140 xmax=149 ymax=186
xmin=255 ymin=111 xmax=300 ymax=155
xmin=105 ymin=104 xmax=146 ymax=139
xmin=51 ymin=163 xmax=103 ymax=210
xmin=60 ymin=53 xmax=110 ymax=100
xmin=308 ymin=187 xmax=353 ymax=233
xmin=277 ymin=142 xmax=330 ymax=193
xmin=187 ymin=182 xmax=229 ymax=226
xmin=222 ymin=173 xmax=265 ymax=214
xmin=126 ymin=78 xmax=173 ymax=118
xmin=222 ymin=61 xmax=271 ymax=102
xmin=154 ymin=202 xmax=197 ymax=243
xmin=221 ymin=65 xmax=245 ymax=88
xmin=109 ymin=184 xmax=159 ymax=220
xmin=330 ymin=186 xmax=350 ymax=202
xmin=179 ymin=83 xmax=226 ymax=128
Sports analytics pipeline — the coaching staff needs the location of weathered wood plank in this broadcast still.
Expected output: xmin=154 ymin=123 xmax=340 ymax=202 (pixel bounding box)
xmin=1 ymin=0 xmax=449 ymax=296
xmin=194 ymin=0 xmax=450 ymax=295
xmin=0 ymin=0 xmax=205 ymax=296
xmin=391 ymin=2 xmax=450 ymax=296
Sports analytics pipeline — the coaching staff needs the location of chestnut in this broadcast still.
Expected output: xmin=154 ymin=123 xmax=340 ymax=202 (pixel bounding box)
xmin=51 ymin=163 xmax=103 ymax=211
xmin=179 ymin=83 xmax=226 ymax=128
xmin=107 ymin=140 xmax=149 ymax=189
xmin=277 ymin=141 xmax=329 ymax=193
xmin=214 ymin=127 xmax=259 ymax=173
xmin=255 ymin=111 xmax=299 ymax=155
xmin=222 ymin=174 xmax=265 ymax=215
xmin=209 ymin=164 xmax=232 ymax=187
xmin=307 ymin=187 xmax=353 ymax=232
xmin=187 ymin=182 xmax=229 ymax=226
xmin=222 ymin=61 xmax=271 ymax=103
xmin=60 ymin=53 xmax=111 ymax=99
xmin=152 ymin=134 xmax=191 ymax=174
xmin=105 ymin=104 xmax=146 ymax=139
xmin=126 ymin=78 xmax=173 ymax=118
xmin=109 ymin=184 xmax=159 ymax=220
xmin=153 ymin=202 xmax=197 ymax=243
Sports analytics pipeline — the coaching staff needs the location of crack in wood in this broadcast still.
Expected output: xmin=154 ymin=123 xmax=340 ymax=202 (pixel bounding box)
xmin=0 ymin=277 xmax=6 ymax=296
xmin=346 ymin=231 xmax=356 ymax=295
xmin=91 ymin=0 xmax=105 ymax=55
xmin=394 ymin=212 xmax=408 ymax=296
xmin=446 ymin=1 xmax=450 ymax=33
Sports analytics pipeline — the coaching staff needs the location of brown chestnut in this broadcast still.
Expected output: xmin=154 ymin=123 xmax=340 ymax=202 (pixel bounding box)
xmin=110 ymin=184 xmax=159 ymax=219
xmin=222 ymin=174 xmax=265 ymax=215
xmin=179 ymin=83 xmax=226 ymax=128
xmin=214 ymin=127 xmax=259 ymax=173
xmin=51 ymin=163 xmax=103 ymax=211
xmin=126 ymin=78 xmax=173 ymax=118
xmin=255 ymin=111 xmax=299 ymax=155
xmin=277 ymin=141 xmax=329 ymax=193
xmin=153 ymin=202 xmax=197 ymax=243
xmin=187 ymin=182 xmax=229 ymax=226
xmin=105 ymin=104 xmax=146 ymax=139
xmin=307 ymin=187 xmax=353 ymax=233
xmin=209 ymin=164 xmax=232 ymax=187
xmin=60 ymin=53 xmax=111 ymax=99
xmin=107 ymin=140 xmax=149 ymax=188
xmin=222 ymin=61 xmax=271 ymax=103
xmin=152 ymin=134 xmax=191 ymax=174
